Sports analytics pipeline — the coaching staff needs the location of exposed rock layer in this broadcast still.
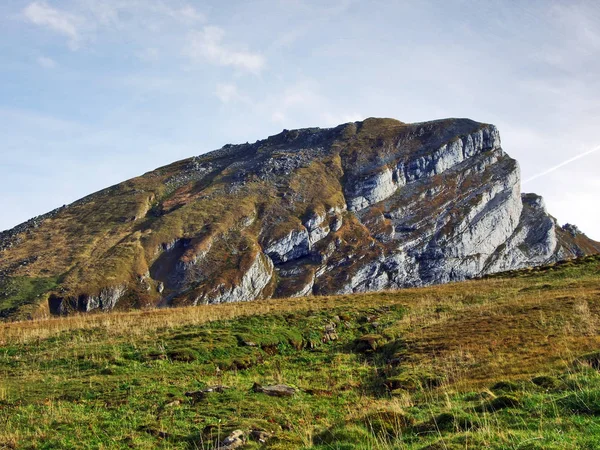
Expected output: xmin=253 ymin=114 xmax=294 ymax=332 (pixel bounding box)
xmin=1 ymin=117 xmax=598 ymax=317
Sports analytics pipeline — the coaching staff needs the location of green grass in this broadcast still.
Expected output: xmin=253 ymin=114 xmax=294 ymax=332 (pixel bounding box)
xmin=0 ymin=276 xmax=58 ymax=319
xmin=1 ymin=256 xmax=600 ymax=448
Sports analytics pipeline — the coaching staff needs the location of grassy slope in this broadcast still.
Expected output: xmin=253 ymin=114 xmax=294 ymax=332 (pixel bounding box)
xmin=0 ymin=256 xmax=600 ymax=449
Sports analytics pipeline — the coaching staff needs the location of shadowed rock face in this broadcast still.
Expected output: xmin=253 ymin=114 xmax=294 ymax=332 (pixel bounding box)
xmin=1 ymin=117 xmax=599 ymax=316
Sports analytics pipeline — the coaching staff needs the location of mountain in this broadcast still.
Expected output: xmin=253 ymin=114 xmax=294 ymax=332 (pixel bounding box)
xmin=1 ymin=118 xmax=599 ymax=318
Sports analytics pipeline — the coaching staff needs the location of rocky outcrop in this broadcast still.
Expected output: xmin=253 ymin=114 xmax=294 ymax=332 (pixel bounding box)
xmin=347 ymin=167 xmax=400 ymax=211
xmin=484 ymin=193 xmax=558 ymax=273
xmin=264 ymin=228 xmax=311 ymax=264
xmin=344 ymin=125 xmax=501 ymax=212
xmin=1 ymin=117 xmax=598 ymax=317
xmin=48 ymin=285 xmax=127 ymax=315
xmin=193 ymin=252 xmax=274 ymax=304
xmin=80 ymin=285 xmax=127 ymax=312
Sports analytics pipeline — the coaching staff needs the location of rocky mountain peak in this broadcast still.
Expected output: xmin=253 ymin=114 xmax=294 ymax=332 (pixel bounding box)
xmin=1 ymin=117 xmax=598 ymax=319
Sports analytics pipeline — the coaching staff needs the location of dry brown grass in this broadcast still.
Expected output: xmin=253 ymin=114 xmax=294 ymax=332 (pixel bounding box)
xmin=2 ymin=264 xmax=599 ymax=388
xmin=0 ymin=279 xmax=504 ymax=343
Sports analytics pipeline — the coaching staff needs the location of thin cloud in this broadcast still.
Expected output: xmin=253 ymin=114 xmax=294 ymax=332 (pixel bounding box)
xmin=37 ymin=56 xmax=57 ymax=69
xmin=23 ymin=1 xmax=83 ymax=49
xmin=215 ymin=83 xmax=241 ymax=103
xmin=22 ymin=1 xmax=206 ymax=51
xmin=185 ymin=26 xmax=265 ymax=74
xmin=524 ymin=144 xmax=600 ymax=184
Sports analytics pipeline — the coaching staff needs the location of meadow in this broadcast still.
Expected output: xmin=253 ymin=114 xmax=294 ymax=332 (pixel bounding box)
xmin=1 ymin=255 xmax=600 ymax=449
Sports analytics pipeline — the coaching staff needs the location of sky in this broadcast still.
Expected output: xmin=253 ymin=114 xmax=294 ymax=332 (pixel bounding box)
xmin=1 ymin=0 xmax=599 ymax=240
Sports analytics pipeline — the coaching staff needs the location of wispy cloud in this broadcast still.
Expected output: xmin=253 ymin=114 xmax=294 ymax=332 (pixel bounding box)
xmin=184 ymin=26 xmax=265 ymax=74
xmin=215 ymin=83 xmax=248 ymax=103
xmin=23 ymin=1 xmax=83 ymax=49
xmin=262 ymin=79 xmax=362 ymax=127
xmin=37 ymin=55 xmax=57 ymax=69
xmin=22 ymin=1 xmax=206 ymax=51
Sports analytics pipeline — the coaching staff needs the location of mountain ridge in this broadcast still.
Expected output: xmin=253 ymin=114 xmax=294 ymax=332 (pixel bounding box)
xmin=1 ymin=117 xmax=598 ymax=319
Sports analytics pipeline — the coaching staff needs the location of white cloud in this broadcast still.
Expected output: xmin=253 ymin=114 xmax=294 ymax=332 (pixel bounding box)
xmin=23 ymin=2 xmax=83 ymax=49
xmin=185 ymin=26 xmax=265 ymax=74
xmin=321 ymin=111 xmax=363 ymax=126
xmin=271 ymin=111 xmax=286 ymax=123
xmin=172 ymin=5 xmax=205 ymax=24
xmin=37 ymin=56 xmax=57 ymax=69
xmin=22 ymin=1 xmax=206 ymax=51
xmin=215 ymin=83 xmax=240 ymax=103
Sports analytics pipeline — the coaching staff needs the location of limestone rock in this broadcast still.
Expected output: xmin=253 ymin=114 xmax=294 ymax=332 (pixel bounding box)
xmin=217 ymin=430 xmax=245 ymax=450
xmin=252 ymin=382 xmax=296 ymax=397
xmin=1 ymin=117 xmax=598 ymax=318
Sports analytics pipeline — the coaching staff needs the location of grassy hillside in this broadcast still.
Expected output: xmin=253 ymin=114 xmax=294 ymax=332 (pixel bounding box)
xmin=3 ymin=118 xmax=599 ymax=319
xmin=1 ymin=255 xmax=600 ymax=449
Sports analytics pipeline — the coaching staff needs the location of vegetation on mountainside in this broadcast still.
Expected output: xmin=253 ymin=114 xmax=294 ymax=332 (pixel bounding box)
xmin=0 ymin=255 xmax=599 ymax=448
xmin=1 ymin=118 xmax=599 ymax=317
xmin=0 ymin=276 xmax=58 ymax=319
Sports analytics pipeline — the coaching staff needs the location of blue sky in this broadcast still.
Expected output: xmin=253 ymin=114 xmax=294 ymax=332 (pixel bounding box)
xmin=1 ymin=0 xmax=599 ymax=239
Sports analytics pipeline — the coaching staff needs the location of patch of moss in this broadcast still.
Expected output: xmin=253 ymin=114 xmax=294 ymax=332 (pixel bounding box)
xmin=0 ymin=276 xmax=59 ymax=319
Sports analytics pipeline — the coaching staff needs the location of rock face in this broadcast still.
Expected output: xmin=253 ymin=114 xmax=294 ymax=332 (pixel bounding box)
xmin=1 ymin=117 xmax=599 ymax=317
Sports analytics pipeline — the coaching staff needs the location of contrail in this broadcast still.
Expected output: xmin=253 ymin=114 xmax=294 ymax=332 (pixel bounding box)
xmin=523 ymin=144 xmax=600 ymax=184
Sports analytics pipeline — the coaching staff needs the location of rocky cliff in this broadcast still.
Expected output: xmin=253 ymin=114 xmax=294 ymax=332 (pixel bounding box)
xmin=1 ymin=118 xmax=599 ymax=318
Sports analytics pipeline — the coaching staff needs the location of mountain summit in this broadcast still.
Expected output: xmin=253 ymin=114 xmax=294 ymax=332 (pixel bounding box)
xmin=1 ymin=118 xmax=598 ymax=318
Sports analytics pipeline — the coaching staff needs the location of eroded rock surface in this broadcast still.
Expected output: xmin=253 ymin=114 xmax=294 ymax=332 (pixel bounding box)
xmin=1 ymin=117 xmax=598 ymax=317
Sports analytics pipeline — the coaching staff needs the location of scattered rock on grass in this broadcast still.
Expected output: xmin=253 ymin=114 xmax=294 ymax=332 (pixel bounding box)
xmin=217 ymin=429 xmax=245 ymax=449
xmin=250 ymin=429 xmax=272 ymax=443
xmin=252 ymin=382 xmax=296 ymax=397
xmin=185 ymin=385 xmax=229 ymax=403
